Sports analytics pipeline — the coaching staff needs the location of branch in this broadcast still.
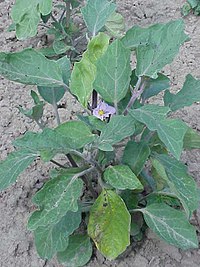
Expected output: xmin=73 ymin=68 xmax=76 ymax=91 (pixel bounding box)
xmin=123 ymin=77 xmax=146 ymax=115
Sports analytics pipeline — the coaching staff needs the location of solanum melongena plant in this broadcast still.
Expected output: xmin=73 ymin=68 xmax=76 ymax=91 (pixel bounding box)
xmin=0 ymin=0 xmax=200 ymax=266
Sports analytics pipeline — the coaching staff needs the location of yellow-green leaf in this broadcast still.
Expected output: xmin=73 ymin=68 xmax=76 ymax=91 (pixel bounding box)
xmin=70 ymin=33 xmax=110 ymax=107
xmin=88 ymin=190 xmax=131 ymax=260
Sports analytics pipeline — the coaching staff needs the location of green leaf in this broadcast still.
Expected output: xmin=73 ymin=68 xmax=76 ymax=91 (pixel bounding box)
xmin=121 ymin=25 xmax=150 ymax=49
xmin=77 ymin=115 xmax=106 ymax=132
xmin=0 ymin=149 xmax=37 ymax=191
xmin=28 ymin=169 xmax=83 ymax=230
xmin=38 ymin=86 xmax=65 ymax=105
xmin=0 ymin=49 xmax=64 ymax=87
xmin=11 ymin=0 xmax=40 ymax=39
xmin=53 ymin=38 xmax=71 ymax=55
xmin=88 ymin=190 xmax=130 ymax=260
xmin=181 ymin=2 xmax=192 ymax=16
xmin=57 ymin=56 xmax=71 ymax=85
xmin=39 ymin=0 xmax=53 ymax=15
xmin=81 ymin=0 xmax=116 ymax=36
xmin=122 ymin=141 xmax=150 ymax=176
xmin=164 ymin=74 xmax=200 ymax=111
xmin=129 ymin=105 xmax=188 ymax=159
xmin=152 ymin=153 xmax=199 ymax=217
xmin=105 ymin=12 xmax=125 ymax=38
xmin=19 ymin=103 xmax=44 ymax=121
xmin=14 ymin=121 xmax=96 ymax=161
xmin=141 ymin=203 xmax=198 ymax=249
xmin=70 ymin=33 xmax=110 ymax=107
xmin=122 ymin=20 xmax=188 ymax=78
xmin=97 ymin=115 xmax=135 ymax=151
xmin=94 ymin=39 xmax=131 ymax=105
xmin=103 ymin=165 xmax=143 ymax=190
xmin=141 ymin=73 xmax=170 ymax=101
xmin=34 ymin=210 xmax=81 ymax=259
xmin=11 ymin=0 xmax=52 ymax=40
xmin=57 ymin=235 xmax=92 ymax=267
xmin=183 ymin=127 xmax=200 ymax=149
xmin=31 ymin=90 xmax=41 ymax=105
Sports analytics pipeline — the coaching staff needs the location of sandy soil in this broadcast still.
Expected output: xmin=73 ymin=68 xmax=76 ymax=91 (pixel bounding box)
xmin=0 ymin=0 xmax=200 ymax=266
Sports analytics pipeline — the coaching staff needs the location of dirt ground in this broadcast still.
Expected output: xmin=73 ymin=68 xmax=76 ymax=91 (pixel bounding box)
xmin=0 ymin=0 xmax=200 ymax=266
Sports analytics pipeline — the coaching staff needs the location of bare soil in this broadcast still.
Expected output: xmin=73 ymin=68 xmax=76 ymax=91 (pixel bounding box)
xmin=0 ymin=0 xmax=200 ymax=267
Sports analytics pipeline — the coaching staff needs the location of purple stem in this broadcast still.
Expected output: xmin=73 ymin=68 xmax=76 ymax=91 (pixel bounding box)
xmin=123 ymin=77 xmax=146 ymax=115
xmin=92 ymin=90 xmax=98 ymax=109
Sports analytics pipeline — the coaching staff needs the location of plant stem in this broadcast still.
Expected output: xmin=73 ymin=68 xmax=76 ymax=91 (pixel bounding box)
xmin=65 ymin=1 xmax=71 ymax=29
xmin=66 ymin=153 xmax=97 ymax=198
xmin=71 ymin=150 xmax=103 ymax=174
xmin=53 ymin=102 xmax=61 ymax=125
xmin=123 ymin=77 xmax=146 ymax=115
xmin=50 ymin=159 xmax=67 ymax=168
xmin=51 ymin=13 xmax=59 ymax=24
xmin=92 ymin=90 xmax=98 ymax=109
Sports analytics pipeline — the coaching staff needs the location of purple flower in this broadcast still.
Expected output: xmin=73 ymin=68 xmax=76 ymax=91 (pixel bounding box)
xmin=93 ymin=101 xmax=116 ymax=120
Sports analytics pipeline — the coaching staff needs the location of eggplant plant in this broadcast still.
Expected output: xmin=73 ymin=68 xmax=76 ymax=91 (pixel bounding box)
xmin=0 ymin=0 xmax=200 ymax=266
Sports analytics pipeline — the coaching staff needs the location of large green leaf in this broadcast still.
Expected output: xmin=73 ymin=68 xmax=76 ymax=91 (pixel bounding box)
xmin=88 ymin=190 xmax=130 ymax=260
xmin=14 ymin=121 xmax=96 ymax=161
xmin=57 ymin=235 xmax=92 ymax=267
xmin=141 ymin=203 xmax=198 ymax=249
xmin=183 ymin=127 xmax=200 ymax=149
xmin=94 ymin=39 xmax=131 ymax=105
xmin=103 ymin=165 xmax=143 ymax=190
xmin=122 ymin=141 xmax=150 ymax=176
xmin=0 ymin=149 xmax=37 ymax=191
xmin=97 ymin=115 xmax=135 ymax=151
xmin=28 ymin=169 xmax=83 ymax=230
xmin=0 ymin=49 xmax=64 ymax=87
xmin=34 ymin=210 xmax=81 ymax=259
xmin=70 ymin=33 xmax=109 ymax=107
xmin=152 ymin=153 xmax=199 ymax=217
xmin=164 ymin=74 xmax=200 ymax=111
xmin=122 ymin=20 xmax=188 ymax=78
xmin=81 ymin=0 xmax=116 ymax=36
xmin=11 ymin=0 xmax=52 ymax=40
xmin=129 ymin=105 xmax=188 ymax=159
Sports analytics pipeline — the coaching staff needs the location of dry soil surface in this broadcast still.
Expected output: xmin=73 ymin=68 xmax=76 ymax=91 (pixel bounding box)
xmin=0 ymin=0 xmax=200 ymax=267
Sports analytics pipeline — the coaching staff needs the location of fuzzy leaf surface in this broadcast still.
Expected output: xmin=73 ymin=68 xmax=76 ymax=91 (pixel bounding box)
xmin=142 ymin=203 xmax=198 ymax=249
xmin=105 ymin=12 xmax=125 ymax=38
xmin=11 ymin=0 xmax=52 ymax=39
xmin=141 ymin=73 xmax=170 ymax=101
xmin=14 ymin=121 xmax=95 ymax=161
xmin=129 ymin=105 xmax=188 ymax=159
xmin=57 ymin=235 xmax=92 ymax=267
xmin=164 ymin=74 xmax=200 ymax=111
xmin=152 ymin=153 xmax=199 ymax=217
xmin=88 ymin=190 xmax=130 ymax=260
xmin=34 ymin=210 xmax=81 ymax=259
xmin=70 ymin=33 xmax=110 ymax=107
xmin=103 ymin=165 xmax=143 ymax=190
xmin=183 ymin=127 xmax=200 ymax=149
xmin=122 ymin=141 xmax=150 ymax=176
xmin=0 ymin=49 xmax=64 ymax=87
xmin=94 ymin=39 xmax=131 ymax=105
xmin=122 ymin=20 xmax=188 ymax=78
xmin=97 ymin=115 xmax=135 ymax=151
xmin=81 ymin=0 xmax=116 ymax=35
xmin=28 ymin=169 xmax=83 ymax=230
xmin=0 ymin=149 xmax=37 ymax=191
